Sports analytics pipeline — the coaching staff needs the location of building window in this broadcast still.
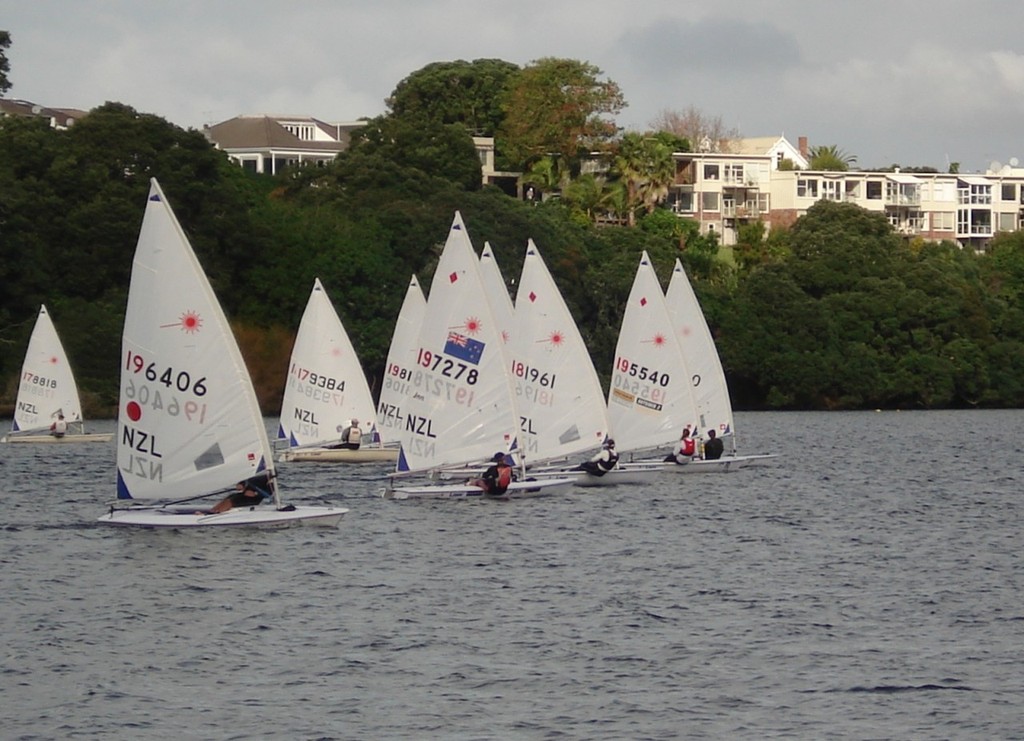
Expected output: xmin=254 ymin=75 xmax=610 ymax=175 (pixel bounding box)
xmin=701 ymin=191 xmax=720 ymax=211
xmin=703 ymin=164 xmax=720 ymax=180
xmin=724 ymin=164 xmax=743 ymax=183
xmin=1002 ymin=183 xmax=1016 ymax=202
xmin=797 ymin=178 xmax=818 ymax=198
xmin=866 ymin=181 xmax=882 ymax=200
xmin=933 ymin=212 xmax=953 ymax=230
xmin=999 ymin=212 xmax=1016 ymax=231
xmin=821 ymin=179 xmax=842 ymax=201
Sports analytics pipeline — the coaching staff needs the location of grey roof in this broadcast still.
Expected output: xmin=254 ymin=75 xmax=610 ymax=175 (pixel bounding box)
xmin=203 ymin=115 xmax=363 ymax=153
xmin=0 ymin=98 xmax=88 ymax=127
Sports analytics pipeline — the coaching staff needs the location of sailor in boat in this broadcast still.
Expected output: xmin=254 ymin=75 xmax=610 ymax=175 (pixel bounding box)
xmin=49 ymin=413 xmax=67 ymax=438
xmin=469 ymin=452 xmax=514 ymax=496
xmin=664 ymin=426 xmax=696 ymax=465
xmin=702 ymin=429 xmax=725 ymax=460
xmin=329 ymin=419 xmax=363 ymax=450
xmin=205 ymin=473 xmax=272 ymax=514
xmin=575 ymin=438 xmax=619 ymax=477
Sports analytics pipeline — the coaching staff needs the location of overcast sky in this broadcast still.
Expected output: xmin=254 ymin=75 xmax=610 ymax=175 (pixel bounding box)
xmin=3 ymin=1 xmax=1022 ymax=173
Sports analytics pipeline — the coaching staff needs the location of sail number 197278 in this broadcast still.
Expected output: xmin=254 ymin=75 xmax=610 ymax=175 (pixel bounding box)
xmin=417 ymin=348 xmax=479 ymax=385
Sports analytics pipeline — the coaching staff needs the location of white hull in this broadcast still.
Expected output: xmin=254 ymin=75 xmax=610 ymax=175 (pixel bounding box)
xmin=2 ymin=432 xmax=113 ymax=444
xmin=279 ymin=447 xmax=399 ymax=463
xmin=382 ymin=476 xmax=577 ymax=500
xmin=96 ymin=504 xmax=348 ymax=529
xmin=529 ymin=463 xmax=663 ymax=488
xmin=655 ymin=453 xmax=778 ymax=473
xmin=571 ymin=465 xmax=664 ymax=487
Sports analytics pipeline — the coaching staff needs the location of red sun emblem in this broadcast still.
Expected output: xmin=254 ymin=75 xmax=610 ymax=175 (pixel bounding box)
xmin=126 ymin=401 xmax=142 ymax=422
xmin=652 ymin=334 xmax=666 ymax=346
xmin=163 ymin=311 xmax=203 ymax=333
xmin=48 ymin=355 xmax=59 ymax=365
xmin=179 ymin=311 xmax=202 ymax=333
xmin=548 ymin=331 xmax=564 ymax=346
xmin=464 ymin=316 xmax=481 ymax=334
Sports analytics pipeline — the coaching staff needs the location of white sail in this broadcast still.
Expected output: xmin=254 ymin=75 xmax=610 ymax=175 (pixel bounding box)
xmin=607 ymin=251 xmax=698 ymax=454
xmin=376 ymin=274 xmax=427 ymax=441
xmin=392 ymin=212 xmax=519 ymax=472
xmin=10 ymin=305 xmax=84 ymax=433
xmin=278 ymin=278 xmax=378 ymax=448
xmin=479 ymin=241 xmax=515 ymax=347
xmin=666 ymin=259 xmax=734 ymax=438
xmin=115 ymin=179 xmax=276 ymax=502
xmin=511 ymin=240 xmax=608 ymax=463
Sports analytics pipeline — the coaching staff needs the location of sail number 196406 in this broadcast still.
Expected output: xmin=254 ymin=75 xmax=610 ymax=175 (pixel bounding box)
xmin=125 ymin=351 xmax=207 ymax=396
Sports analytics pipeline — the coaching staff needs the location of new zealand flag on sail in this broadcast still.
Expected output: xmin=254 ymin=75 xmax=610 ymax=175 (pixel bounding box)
xmin=444 ymin=331 xmax=485 ymax=365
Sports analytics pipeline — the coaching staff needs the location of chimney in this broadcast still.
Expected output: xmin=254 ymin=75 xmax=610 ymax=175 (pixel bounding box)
xmin=798 ymin=136 xmax=808 ymax=158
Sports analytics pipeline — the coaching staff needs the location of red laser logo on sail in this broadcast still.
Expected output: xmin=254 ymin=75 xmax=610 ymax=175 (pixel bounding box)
xmin=161 ymin=311 xmax=203 ymax=333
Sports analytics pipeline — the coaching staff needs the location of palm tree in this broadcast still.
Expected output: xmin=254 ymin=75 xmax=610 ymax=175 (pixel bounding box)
xmin=612 ymin=132 xmax=677 ymax=226
xmin=808 ymin=145 xmax=857 ymax=171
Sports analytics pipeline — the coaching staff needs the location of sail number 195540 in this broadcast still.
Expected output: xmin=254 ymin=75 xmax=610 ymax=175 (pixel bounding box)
xmin=125 ymin=351 xmax=207 ymax=396
xmin=615 ymin=356 xmax=671 ymax=387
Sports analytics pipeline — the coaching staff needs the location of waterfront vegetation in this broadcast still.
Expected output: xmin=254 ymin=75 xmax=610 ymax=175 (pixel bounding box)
xmin=2 ymin=57 xmax=1024 ymax=415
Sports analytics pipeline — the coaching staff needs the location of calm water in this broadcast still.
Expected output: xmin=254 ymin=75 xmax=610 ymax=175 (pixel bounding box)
xmin=2 ymin=411 xmax=1023 ymax=740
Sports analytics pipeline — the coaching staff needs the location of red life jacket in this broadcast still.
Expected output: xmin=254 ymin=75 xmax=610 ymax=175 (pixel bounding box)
xmin=681 ymin=438 xmax=696 ymax=456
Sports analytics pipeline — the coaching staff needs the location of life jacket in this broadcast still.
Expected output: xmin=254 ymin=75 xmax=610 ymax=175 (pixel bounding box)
xmin=598 ymin=450 xmax=619 ymax=471
xmin=494 ymin=464 xmax=512 ymax=493
xmin=681 ymin=438 xmax=696 ymax=456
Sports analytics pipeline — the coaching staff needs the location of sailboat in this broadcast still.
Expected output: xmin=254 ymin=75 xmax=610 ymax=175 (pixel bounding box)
xmin=381 ymin=213 xmax=575 ymax=499
xmin=607 ymin=251 xmax=699 ymax=459
xmin=2 ymin=305 xmax=112 ymax=444
xmin=479 ymin=241 xmax=515 ymax=347
xmin=276 ymin=278 xmax=396 ymax=463
xmin=508 ymin=241 xmax=660 ymax=487
xmin=665 ymin=258 xmax=775 ymax=472
xmin=376 ymin=274 xmax=427 ymax=447
xmin=97 ymin=179 xmax=347 ymax=528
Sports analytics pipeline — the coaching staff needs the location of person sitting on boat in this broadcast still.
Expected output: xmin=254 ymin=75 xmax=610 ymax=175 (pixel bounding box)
xmin=207 ymin=474 xmax=271 ymax=514
xmin=664 ymin=426 xmax=696 ymax=464
xmin=702 ymin=429 xmax=725 ymax=460
xmin=576 ymin=438 xmax=619 ymax=477
xmin=336 ymin=419 xmax=363 ymax=450
xmin=49 ymin=413 xmax=67 ymax=438
xmin=470 ymin=452 xmax=514 ymax=496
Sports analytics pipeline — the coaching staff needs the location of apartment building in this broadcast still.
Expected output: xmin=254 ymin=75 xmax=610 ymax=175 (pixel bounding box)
xmin=668 ymin=135 xmax=1024 ymax=250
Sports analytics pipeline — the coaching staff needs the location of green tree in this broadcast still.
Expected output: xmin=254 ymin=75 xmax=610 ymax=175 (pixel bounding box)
xmin=497 ymin=58 xmax=625 ymax=171
xmin=611 ymin=132 xmax=677 ymax=226
xmin=386 ymin=59 xmax=519 ymax=137
xmin=808 ymin=144 xmax=857 ymax=171
xmin=343 ymin=114 xmax=482 ymax=192
xmin=0 ymin=30 xmax=10 ymax=94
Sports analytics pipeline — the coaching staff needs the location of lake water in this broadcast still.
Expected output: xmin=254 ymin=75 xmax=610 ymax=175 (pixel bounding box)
xmin=2 ymin=410 xmax=1022 ymax=740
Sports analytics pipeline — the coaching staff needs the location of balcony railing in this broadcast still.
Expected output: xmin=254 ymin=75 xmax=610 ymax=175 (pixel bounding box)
xmin=885 ymin=193 xmax=921 ymax=206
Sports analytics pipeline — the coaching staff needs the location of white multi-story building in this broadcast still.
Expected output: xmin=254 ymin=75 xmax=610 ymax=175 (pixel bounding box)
xmin=669 ymin=135 xmax=1024 ymax=250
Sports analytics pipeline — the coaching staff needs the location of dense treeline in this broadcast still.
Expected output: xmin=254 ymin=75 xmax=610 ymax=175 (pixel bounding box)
xmin=2 ymin=104 xmax=1024 ymax=415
